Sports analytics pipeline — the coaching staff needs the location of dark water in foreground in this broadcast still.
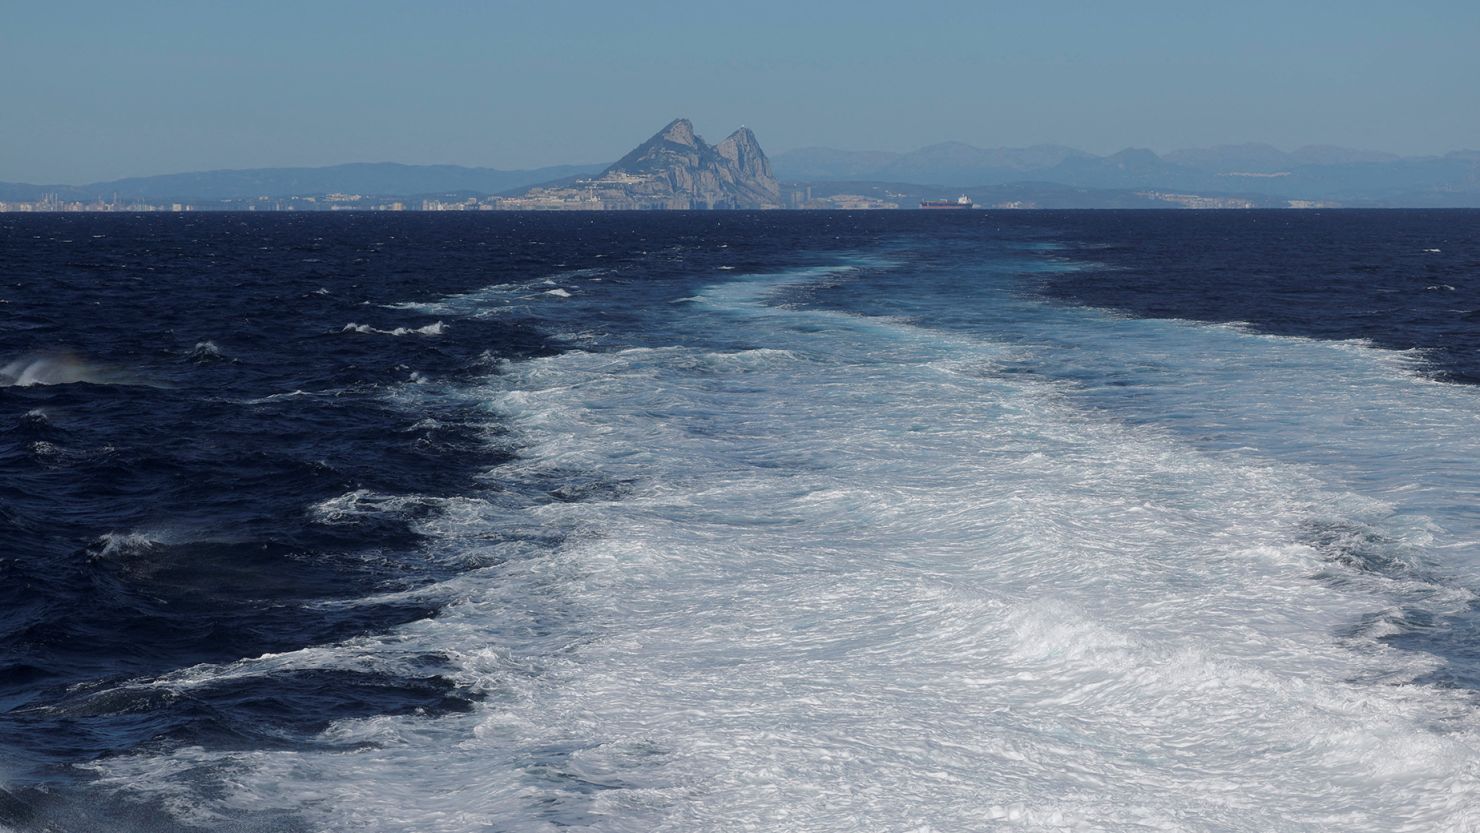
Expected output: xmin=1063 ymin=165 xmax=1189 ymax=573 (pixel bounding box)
xmin=2 ymin=210 xmax=1478 ymax=832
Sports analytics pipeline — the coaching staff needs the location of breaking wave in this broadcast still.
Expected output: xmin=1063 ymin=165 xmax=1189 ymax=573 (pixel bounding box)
xmin=0 ymin=353 xmax=141 ymax=387
xmin=342 ymin=321 xmax=446 ymax=336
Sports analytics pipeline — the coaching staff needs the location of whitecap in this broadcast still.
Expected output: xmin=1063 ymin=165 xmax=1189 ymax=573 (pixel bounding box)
xmin=187 ymin=341 xmax=224 ymax=362
xmin=341 ymin=321 xmax=445 ymax=336
xmin=90 ymin=531 xmax=168 ymax=559
xmin=243 ymin=389 xmax=316 ymax=404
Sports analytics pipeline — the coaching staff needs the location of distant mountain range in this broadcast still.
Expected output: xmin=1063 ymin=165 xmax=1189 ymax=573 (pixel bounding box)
xmin=3 ymin=138 xmax=1478 ymax=208
xmin=0 ymin=162 xmax=604 ymax=203
xmin=771 ymin=143 xmax=1480 ymax=206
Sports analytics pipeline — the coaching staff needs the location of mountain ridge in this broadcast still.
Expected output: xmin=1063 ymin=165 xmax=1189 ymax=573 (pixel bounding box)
xmin=770 ymin=142 xmax=1480 ymax=203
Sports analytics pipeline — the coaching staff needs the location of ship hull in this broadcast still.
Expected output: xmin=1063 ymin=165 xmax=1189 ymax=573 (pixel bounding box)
xmin=920 ymin=197 xmax=975 ymax=209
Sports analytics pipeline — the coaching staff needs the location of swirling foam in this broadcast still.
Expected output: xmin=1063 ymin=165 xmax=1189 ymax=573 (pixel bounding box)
xmin=85 ymin=266 xmax=1480 ymax=832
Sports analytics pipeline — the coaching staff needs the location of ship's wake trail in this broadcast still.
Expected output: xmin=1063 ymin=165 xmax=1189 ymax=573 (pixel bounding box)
xmin=85 ymin=265 xmax=1480 ymax=832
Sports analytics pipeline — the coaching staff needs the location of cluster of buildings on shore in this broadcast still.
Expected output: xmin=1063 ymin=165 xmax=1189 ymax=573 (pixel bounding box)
xmin=1133 ymin=191 xmax=1259 ymax=210
xmin=0 ymin=195 xmax=197 ymax=213
xmin=2 ymin=191 xmax=909 ymax=213
xmin=0 ymin=193 xmax=422 ymax=213
xmin=0 ymin=191 xmax=1337 ymax=213
xmin=0 ymin=192 xmax=779 ymax=213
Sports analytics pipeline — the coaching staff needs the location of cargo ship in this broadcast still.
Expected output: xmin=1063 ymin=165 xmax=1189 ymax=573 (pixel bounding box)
xmin=920 ymin=195 xmax=974 ymax=209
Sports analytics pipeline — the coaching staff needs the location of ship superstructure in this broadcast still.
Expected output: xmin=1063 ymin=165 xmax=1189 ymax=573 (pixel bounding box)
xmin=920 ymin=195 xmax=974 ymax=209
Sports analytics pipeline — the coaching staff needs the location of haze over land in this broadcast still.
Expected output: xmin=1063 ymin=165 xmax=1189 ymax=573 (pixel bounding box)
xmin=3 ymin=123 xmax=1477 ymax=208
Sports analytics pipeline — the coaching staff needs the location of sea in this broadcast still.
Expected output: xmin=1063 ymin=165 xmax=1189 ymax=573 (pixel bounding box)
xmin=1 ymin=209 xmax=1478 ymax=832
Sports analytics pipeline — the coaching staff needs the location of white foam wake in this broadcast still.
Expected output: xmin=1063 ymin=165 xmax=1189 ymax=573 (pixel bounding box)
xmin=88 ymin=267 xmax=1480 ymax=832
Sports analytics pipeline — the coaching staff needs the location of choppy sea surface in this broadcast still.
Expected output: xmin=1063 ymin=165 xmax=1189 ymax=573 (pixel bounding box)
xmin=2 ymin=210 xmax=1479 ymax=832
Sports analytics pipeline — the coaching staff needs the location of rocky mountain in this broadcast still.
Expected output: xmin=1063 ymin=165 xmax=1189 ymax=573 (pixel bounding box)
xmin=504 ymin=119 xmax=782 ymax=209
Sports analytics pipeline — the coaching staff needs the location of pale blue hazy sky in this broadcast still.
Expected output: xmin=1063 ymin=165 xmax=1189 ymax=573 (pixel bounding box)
xmin=3 ymin=0 xmax=1477 ymax=183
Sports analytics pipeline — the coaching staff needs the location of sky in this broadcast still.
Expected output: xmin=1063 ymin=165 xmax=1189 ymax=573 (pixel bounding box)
xmin=2 ymin=0 xmax=1478 ymax=184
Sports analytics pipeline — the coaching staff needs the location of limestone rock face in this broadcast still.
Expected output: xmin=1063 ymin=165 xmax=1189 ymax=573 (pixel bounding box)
xmin=599 ymin=119 xmax=782 ymax=209
xmin=714 ymin=127 xmax=781 ymax=207
xmin=514 ymin=118 xmax=782 ymax=210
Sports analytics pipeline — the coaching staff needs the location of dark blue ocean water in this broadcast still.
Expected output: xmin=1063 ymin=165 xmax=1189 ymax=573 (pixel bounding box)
xmin=2 ymin=211 xmax=1478 ymax=832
